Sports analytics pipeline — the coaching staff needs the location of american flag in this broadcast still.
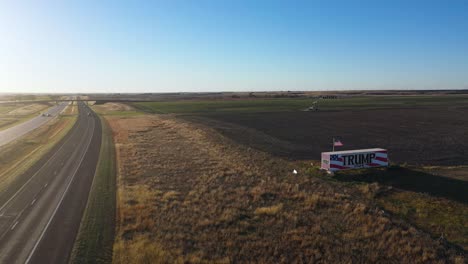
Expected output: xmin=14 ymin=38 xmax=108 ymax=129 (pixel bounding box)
xmin=333 ymin=139 xmax=343 ymax=147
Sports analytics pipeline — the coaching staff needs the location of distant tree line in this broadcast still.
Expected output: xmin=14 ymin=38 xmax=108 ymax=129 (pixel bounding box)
xmin=15 ymin=95 xmax=36 ymax=101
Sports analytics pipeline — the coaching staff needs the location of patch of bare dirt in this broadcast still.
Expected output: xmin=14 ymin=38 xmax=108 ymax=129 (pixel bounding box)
xmin=94 ymin=103 xmax=135 ymax=113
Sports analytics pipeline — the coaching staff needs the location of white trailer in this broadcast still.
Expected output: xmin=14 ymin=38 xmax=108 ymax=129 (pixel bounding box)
xmin=321 ymin=148 xmax=388 ymax=172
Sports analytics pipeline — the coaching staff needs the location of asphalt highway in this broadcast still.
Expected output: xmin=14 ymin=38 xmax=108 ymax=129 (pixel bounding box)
xmin=0 ymin=102 xmax=102 ymax=263
xmin=0 ymin=103 xmax=69 ymax=148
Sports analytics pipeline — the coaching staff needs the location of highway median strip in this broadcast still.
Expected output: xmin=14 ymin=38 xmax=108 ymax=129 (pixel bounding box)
xmin=70 ymin=115 xmax=116 ymax=264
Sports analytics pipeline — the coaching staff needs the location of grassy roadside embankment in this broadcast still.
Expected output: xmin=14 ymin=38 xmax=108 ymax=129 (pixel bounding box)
xmin=70 ymin=115 xmax=116 ymax=264
xmin=0 ymin=106 xmax=77 ymax=191
xmin=0 ymin=102 xmax=52 ymax=131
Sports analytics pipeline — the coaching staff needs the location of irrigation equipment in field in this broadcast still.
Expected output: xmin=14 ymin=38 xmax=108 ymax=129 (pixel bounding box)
xmin=304 ymin=99 xmax=320 ymax=111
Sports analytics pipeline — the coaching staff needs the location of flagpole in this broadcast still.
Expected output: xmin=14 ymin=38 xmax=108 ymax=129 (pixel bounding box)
xmin=332 ymin=137 xmax=335 ymax=152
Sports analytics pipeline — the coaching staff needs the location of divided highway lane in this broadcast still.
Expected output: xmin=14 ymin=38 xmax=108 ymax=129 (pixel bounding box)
xmin=0 ymin=102 xmax=102 ymax=263
xmin=0 ymin=102 xmax=69 ymax=147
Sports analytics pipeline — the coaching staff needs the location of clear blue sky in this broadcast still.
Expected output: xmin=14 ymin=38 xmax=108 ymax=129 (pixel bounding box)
xmin=1 ymin=0 xmax=467 ymax=93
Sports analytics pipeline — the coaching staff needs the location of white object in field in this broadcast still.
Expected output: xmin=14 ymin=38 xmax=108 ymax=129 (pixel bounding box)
xmin=321 ymin=148 xmax=388 ymax=172
xmin=292 ymin=169 xmax=298 ymax=174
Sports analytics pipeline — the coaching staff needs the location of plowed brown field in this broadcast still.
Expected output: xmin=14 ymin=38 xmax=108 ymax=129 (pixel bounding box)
xmin=194 ymin=106 xmax=468 ymax=166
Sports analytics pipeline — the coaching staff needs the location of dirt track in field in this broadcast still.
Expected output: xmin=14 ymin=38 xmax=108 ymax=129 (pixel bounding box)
xmin=190 ymin=106 xmax=468 ymax=166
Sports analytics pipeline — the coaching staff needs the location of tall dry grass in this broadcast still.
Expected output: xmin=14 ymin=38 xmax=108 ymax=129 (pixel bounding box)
xmin=108 ymin=114 xmax=465 ymax=263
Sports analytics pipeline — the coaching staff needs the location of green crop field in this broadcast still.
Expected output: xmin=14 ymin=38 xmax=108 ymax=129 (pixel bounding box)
xmin=133 ymin=98 xmax=313 ymax=113
xmin=132 ymin=95 xmax=468 ymax=114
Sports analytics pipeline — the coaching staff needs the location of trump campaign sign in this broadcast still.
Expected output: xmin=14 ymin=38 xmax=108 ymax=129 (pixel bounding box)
xmin=321 ymin=148 xmax=388 ymax=172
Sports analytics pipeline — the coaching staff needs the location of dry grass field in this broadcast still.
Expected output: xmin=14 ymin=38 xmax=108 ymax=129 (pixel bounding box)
xmin=107 ymin=112 xmax=465 ymax=263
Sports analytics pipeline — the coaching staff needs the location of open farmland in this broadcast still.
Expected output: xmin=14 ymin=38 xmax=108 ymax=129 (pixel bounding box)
xmin=134 ymin=95 xmax=468 ymax=166
xmin=127 ymin=95 xmax=468 ymax=256
xmin=96 ymin=94 xmax=468 ymax=262
xmin=196 ymin=107 xmax=468 ymax=166
xmin=133 ymin=95 xmax=468 ymax=113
